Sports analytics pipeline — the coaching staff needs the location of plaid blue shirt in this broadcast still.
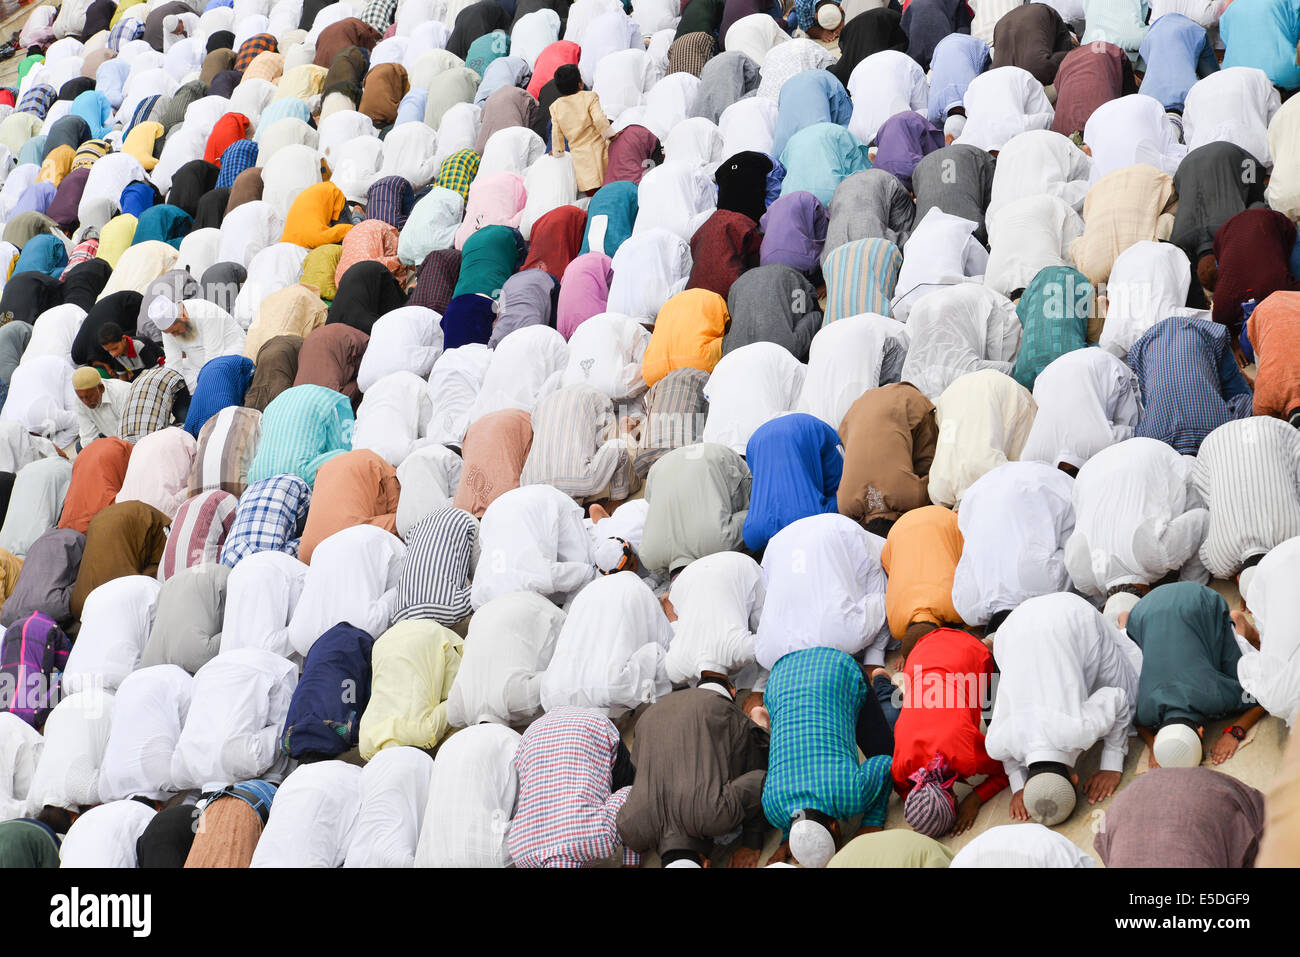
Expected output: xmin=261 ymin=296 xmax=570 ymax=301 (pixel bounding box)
xmin=761 ymin=646 xmax=893 ymax=833
xmin=1129 ymin=315 xmax=1253 ymax=455
xmin=108 ymin=18 xmax=145 ymax=52
xmin=15 ymin=84 xmax=55 ymax=120
xmin=216 ymin=140 xmax=259 ymax=190
xmin=220 ymin=474 xmax=313 ymax=566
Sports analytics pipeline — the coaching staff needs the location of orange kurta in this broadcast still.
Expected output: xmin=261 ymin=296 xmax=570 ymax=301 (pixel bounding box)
xmin=297 ymin=449 xmax=401 ymax=564
xmin=1248 ymin=290 xmax=1300 ymax=420
xmin=641 ymin=288 xmax=729 ymax=388
xmin=879 ymin=505 xmax=965 ymax=639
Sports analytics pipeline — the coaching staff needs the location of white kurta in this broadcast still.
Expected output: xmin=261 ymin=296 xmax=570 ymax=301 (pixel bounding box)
xmin=1 ymin=355 xmax=78 ymax=447
xmin=928 ymin=369 xmax=1038 ymax=509
xmin=286 ymin=526 xmax=407 ymax=658
xmin=395 ymin=443 xmax=465 ymax=540
xmin=352 ymin=370 xmax=434 ymax=467
xmin=1183 ymin=67 xmax=1280 ymax=169
xmin=951 ymin=461 xmax=1075 ymax=626
xmin=250 ymin=761 xmax=364 ymax=868
xmin=987 ymin=129 xmax=1092 ymax=220
xmin=1082 ymin=94 xmax=1187 ymax=184
xmin=754 ymin=513 xmax=890 ymax=669
xmin=984 ymin=592 xmax=1142 ymax=791
xmin=1236 ymin=535 xmax=1300 ymax=727
xmin=891 ymin=210 xmax=990 ymax=322
xmin=162 ymin=299 xmax=247 ymax=392
xmin=425 ymin=343 xmax=493 ymax=448
xmin=414 ymin=723 xmax=521 ymax=868
xmin=955 ymin=67 xmax=1055 ymax=153
xmin=538 ymin=570 xmax=674 ymax=716
xmin=1019 ymin=348 xmax=1142 ymax=471
xmin=898 ymin=282 xmax=1021 ymax=400
xmin=58 ymin=799 xmax=156 ymax=868
xmin=170 ymin=647 xmax=298 ymax=793
xmin=344 ymin=746 xmax=436 ymax=868
xmin=74 ymin=377 xmax=131 ymax=446
xmin=949 ymin=822 xmax=1099 ymax=868
xmin=467 ymin=324 xmax=568 ymax=423
xmin=983 ymin=194 xmax=1085 ymax=297
xmin=63 ymin=576 xmax=161 ymax=695
xmin=219 ymin=551 xmax=310 ymax=659
xmin=665 ymin=550 xmax=764 ymax=685
xmin=1266 ymin=96 xmax=1300 ymax=219
xmin=606 ymin=228 xmax=693 ymax=323
xmin=1097 ymin=240 xmax=1195 ymax=358
xmin=845 ymin=50 xmax=928 ymax=147
xmin=96 ymin=664 xmax=192 ymax=803
xmin=470 ymin=484 xmax=596 ymax=609
xmin=796 ymin=314 xmax=909 ymax=430
xmin=561 ymin=312 xmax=652 ymax=403
xmin=702 ymin=343 xmax=807 ymax=456
xmin=0 ymin=712 xmax=43 ymax=821
xmin=1064 ymin=438 xmax=1208 ymax=597
xmin=25 ymin=689 xmax=115 ymax=812
xmin=445 ymin=590 xmax=567 ymax=727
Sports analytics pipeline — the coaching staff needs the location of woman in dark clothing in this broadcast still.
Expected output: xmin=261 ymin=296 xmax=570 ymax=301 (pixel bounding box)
xmin=327 ymin=260 xmax=407 ymax=335
xmin=831 ymin=8 xmax=908 ymax=85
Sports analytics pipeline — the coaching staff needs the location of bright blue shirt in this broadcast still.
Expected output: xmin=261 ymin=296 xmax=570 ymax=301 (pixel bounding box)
xmin=1222 ymin=0 xmax=1300 ymax=91
xmin=742 ymin=412 xmax=842 ymax=552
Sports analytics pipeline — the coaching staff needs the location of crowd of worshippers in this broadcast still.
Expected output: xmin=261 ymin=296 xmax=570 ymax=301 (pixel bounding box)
xmin=2 ymin=0 xmax=1300 ymax=870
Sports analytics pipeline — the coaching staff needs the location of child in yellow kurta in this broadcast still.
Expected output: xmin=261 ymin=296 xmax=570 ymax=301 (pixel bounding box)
xmin=548 ymin=64 xmax=614 ymax=193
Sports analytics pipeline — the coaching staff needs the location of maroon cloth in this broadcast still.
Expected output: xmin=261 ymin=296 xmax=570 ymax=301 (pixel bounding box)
xmin=1050 ymin=41 xmax=1136 ymax=136
xmin=410 ymin=248 xmax=463 ymax=314
xmin=521 ymin=205 xmax=588 ymax=279
xmin=990 ymin=1 xmax=1075 ymax=86
xmin=313 ymin=18 xmax=383 ymax=68
xmin=604 ymin=125 xmax=660 ymax=186
xmin=1211 ymin=209 xmax=1300 ymax=335
xmin=687 ymin=209 xmax=762 ymax=299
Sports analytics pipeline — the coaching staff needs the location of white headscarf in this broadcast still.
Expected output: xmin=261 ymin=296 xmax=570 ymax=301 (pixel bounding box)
xmin=96 ymin=664 xmax=192 ymax=802
xmin=607 ymin=228 xmax=693 ymax=323
xmin=1083 ymin=93 xmax=1186 ymax=184
xmin=344 ymin=746 xmax=435 ymax=868
xmin=956 ymin=66 xmax=1055 ymax=153
xmin=724 ymin=12 xmax=791 ymax=68
xmin=846 ymin=50 xmax=928 ymax=146
xmin=218 ymin=201 xmax=287 ymax=269
xmin=797 ymin=314 xmax=910 ymax=429
xmin=250 ymin=761 xmax=364 ymax=867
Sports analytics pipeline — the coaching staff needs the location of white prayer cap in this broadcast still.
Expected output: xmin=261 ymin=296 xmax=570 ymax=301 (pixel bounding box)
xmin=1023 ymin=772 xmax=1076 ymax=826
xmin=664 ymin=858 xmax=702 ymax=868
xmin=789 ymin=819 xmax=836 ymax=869
xmin=593 ymin=537 xmax=633 ymax=575
xmin=1238 ymin=566 xmax=1258 ymax=606
xmin=815 ymin=1 xmax=843 ymax=29
xmin=148 ymin=295 xmax=179 ymax=326
xmin=943 ymin=113 xmax=966 ymax=139
xmin=1103 ymin=591 xmax=1140 ymax=627
xmin=1153 ymin=724 xmax=1202 ymax=769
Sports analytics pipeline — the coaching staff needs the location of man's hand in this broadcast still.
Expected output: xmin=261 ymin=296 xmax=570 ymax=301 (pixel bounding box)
xmin=1230 ymin=610 xmax=1260 ymax=648
xmin=1210 ymin=732 xmax=1239 ymax=765
xmin=767 ymin=841 xmax=792 ymax=865
xmin=1009 ymin=790 xmax=1029 ymax=821
xmin=952 ymin=792 xmax=982 ymax=835
xmin=1084 ymin=770 xmax=1122 ymax=804
xmin=729 ymin=846 xmax=761 ymax=868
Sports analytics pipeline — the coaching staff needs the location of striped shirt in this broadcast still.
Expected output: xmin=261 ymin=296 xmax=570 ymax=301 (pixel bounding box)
xmin=220 ymin=474 xmax=313 ymax=566
xmin=1129 ymin=315 xmax=1253 ymax=455
xmin=822 ymin=238 xmax=904 ymax=325
xmin=633 ymin=367 xmax=709 ymax=478
xmin=158 ymin=489 xmax=238 ymax=581
xmin=247 ymin=385 xmax=355 ymax=487
xmin=521 ymin=386 xmax=634 ymax=502
xmin=506 ymin=707 xmax=640 ymax=868
xmin=393 ymin=507 xmax=477 ymax=625
xmin=761 ymin=646 xmax=894 ymax=833
xmin=361 ymin=0 xmax=399 ymax=33
xmin=119 ymin=367 xmax=187 ymax=444
xmin=108 ymin=17 xmax=145 ymax=51
xmin=366 ymin=175 xmax=415 ymax=230
xmin=1193 ymin=417 xmax=1300 ymax=578
xmin=189 ymin=406 xmax=263 ymax=498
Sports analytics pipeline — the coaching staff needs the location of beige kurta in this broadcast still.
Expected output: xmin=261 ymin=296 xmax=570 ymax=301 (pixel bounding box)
xmin=550 ymin=91 xmax=612 ymax=192
xmin=1069 ymin=164 xmax=1177 ymax=286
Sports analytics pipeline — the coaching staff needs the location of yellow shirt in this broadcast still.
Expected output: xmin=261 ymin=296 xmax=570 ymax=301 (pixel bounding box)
xmin=358 ymin=620 xmax=463 ymax=759
xmin=879 ymin=505 xmax=965 ymax=639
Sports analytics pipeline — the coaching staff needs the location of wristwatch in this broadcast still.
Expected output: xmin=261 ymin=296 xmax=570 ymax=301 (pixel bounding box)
xmin=1224 ymin=725 xmax=1247 ymax=741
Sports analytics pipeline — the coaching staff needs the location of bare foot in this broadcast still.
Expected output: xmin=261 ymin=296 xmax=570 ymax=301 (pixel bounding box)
xmin=589 ymin=503 xmax=611 ymax=523
xmin=1231 ymin=610 xmax=1260 ymax=649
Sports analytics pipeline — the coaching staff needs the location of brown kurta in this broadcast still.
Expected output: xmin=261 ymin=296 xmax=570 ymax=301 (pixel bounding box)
xmin=184 ymin=796 xmax=263 ymax=868
xmin=616 ymin=687 xmax=768 ymax=857
xmin=1094 ymin=767 xmax=1265 ymax=868
xmin=244 ymin=335 xmax=304 ymax=412
xmin=837 ymin=382 xmax=938 ymax=527
xmin=452 ymin=408 xmax=533 ymax=517
xmin=69 ymin=500 xmax=171 ymax=619
xmin=294 ymin=324 xmax=370 ymax=410
xmin=297 ymin=449 xmax=401 ymax=564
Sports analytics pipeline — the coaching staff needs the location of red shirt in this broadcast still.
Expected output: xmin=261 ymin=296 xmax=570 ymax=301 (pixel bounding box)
xmin=891 ymin=627 xmax=1008 ymax=802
